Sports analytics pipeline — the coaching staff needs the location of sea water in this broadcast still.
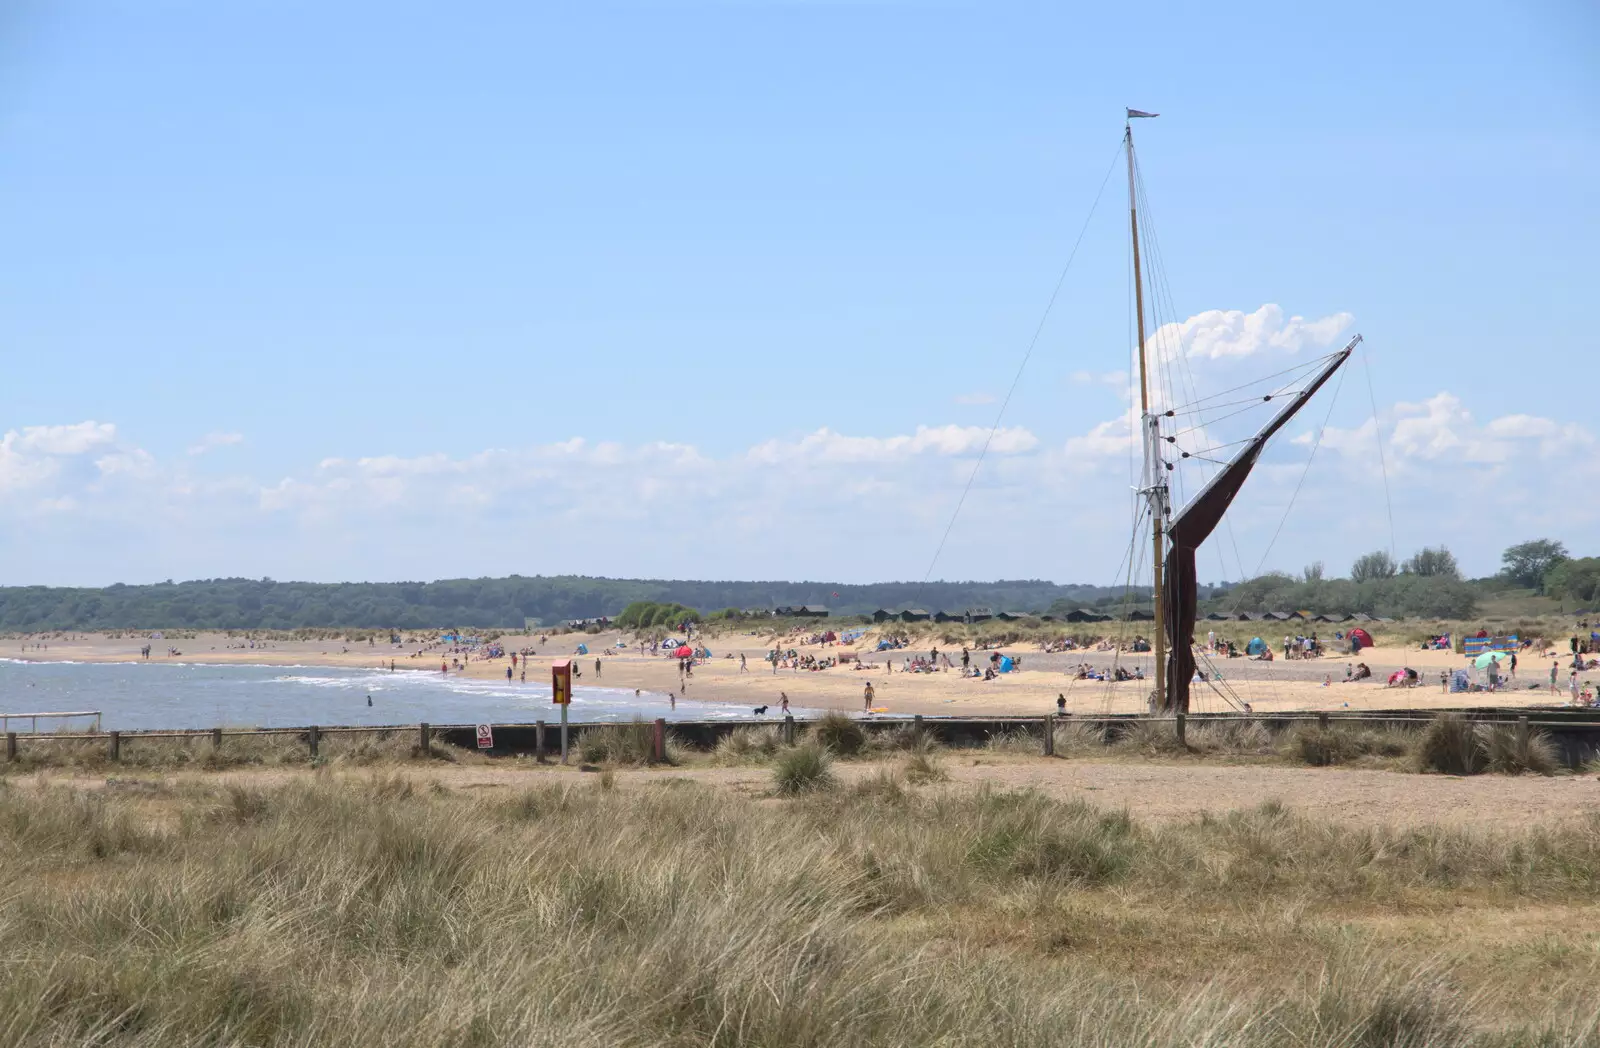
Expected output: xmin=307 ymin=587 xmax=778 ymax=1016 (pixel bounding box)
xmin=0 ymin=659 xmax=817 ymax=731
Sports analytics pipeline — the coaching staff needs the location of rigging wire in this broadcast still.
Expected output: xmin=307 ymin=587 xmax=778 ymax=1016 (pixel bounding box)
xmin=1362 ymin=346 xmax=1398 ymax=563
xmin=1227 ymin=356 xmax=1352 ymax=613
xmin=919 ymin=141 xmax=1124 ymax=584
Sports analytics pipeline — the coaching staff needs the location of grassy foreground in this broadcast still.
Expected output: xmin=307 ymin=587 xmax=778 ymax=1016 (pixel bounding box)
xmin=3 ymin=769 xmax=1600 ymax=1046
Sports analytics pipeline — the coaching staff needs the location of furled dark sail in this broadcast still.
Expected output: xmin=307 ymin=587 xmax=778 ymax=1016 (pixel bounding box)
xmin=1163 ymin=341 xmax=1357 ymax=712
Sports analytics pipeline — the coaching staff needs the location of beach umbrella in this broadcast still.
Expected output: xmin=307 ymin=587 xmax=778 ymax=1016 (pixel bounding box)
xmin=1473 ymin=650 xmax=1510 ymax=670
xmin=673 ymin=644 xmax=694 ymax=658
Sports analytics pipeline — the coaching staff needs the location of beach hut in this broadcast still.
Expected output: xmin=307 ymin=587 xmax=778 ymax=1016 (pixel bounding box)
xmin=899 ymin=609 xmax=931 ymax=622
xmin=794 ymin=605 xmax=830 ymax=618
xmin=996 ymin=611 xmax=1027 ymax=622
xmin=1204 ymin=612 xmax=1230 ymax=621
xmin=965 ymin=607 xmax=994 ymax=623
xmin=933 ymin=610 xmax=959 ymax=623
xmin=871 ymin=609 xmax=894 ymax=623
xmin=1125 ymin=609 xmax=1154 ymax=622
xmin=1065 ymin=608 xmax=1111 ymax=623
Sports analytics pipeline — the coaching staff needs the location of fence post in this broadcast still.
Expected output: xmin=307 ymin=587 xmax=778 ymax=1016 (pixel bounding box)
xmin=108 ymin=731 xmax=121 ymax=762
xmin=1517 ymin=714 xmax=1530 ymax=749
xmin=653 ymin=718 xmax=666 ymax=763
xmin=308 ymin=725 xmax=320 ymax=759
xmin=419 ymin=722 xmax=431 ymax=757
xmin=1318 ymin=712 xmax=1330 ymax=730
xmin=5 ymin=732 xmax=15 ymax=761
xmin=212 ymin=727 xmax=223 ymax=749
xmin=1042 ymin=716 xmax=1055 ymax=757
xmin=536 ymin=720 xmax=547 ymax=762
xmin=783 ymin=715 xmax=795 ymax=746
xmin=1175 ymin=713 xmax=1187 ymax=746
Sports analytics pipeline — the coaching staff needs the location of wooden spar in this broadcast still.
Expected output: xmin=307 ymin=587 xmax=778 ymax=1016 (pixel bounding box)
xmin=1126 ymin=114 xmax=1166 ymax=709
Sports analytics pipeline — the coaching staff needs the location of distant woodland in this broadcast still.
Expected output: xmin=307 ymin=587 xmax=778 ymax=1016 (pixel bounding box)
xmin=0 ymin=576 xmax=1144 ymax=632
xmin=0 ymin=541 xmax=1587 ymax=631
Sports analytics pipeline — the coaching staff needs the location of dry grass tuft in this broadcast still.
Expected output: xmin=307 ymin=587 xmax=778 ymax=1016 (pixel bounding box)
xmin=772 ymin=742 xmax=835 ymax=794
xmin=714 ymin=725 xmax=784 ymax=763
xmin=902 ymin=751 xmax=948 ymax=784
xmin=1418 ymin=713 xmax=1488 ymax=775
xmin=1481 ymin=725 xmax=1559 ymax=776
xmin=1289 ymin=724 xmax=1415 ymax=767
xmin=810 ymin=711 xmax=867 ymax=756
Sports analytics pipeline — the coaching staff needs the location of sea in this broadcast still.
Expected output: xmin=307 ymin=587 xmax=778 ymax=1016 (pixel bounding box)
xmin=0 ymin=659 xmax=817 ymax=731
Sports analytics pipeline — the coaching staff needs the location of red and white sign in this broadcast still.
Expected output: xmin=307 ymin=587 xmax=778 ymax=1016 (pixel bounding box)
xmin=475 ymin=723 xmax=495 ymax=749
xmin=551 ymin=659 xmax=573 ymax=705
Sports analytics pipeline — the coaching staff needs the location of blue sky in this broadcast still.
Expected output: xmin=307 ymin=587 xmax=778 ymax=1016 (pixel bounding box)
xmin=2 ymin=0 xmax=1596 ymax=587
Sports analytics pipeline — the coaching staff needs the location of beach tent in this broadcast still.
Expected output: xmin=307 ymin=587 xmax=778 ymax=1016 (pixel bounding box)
xmin=673 ymin=644 xmax=694 ymax=658
xmin=1349 ymin=628 xmax=1374 ymax=650
xmin=1246 ymin=637 xmax=1267 ymax=656
xmin=998 ymin=656 xmax=1015 ymax=672
xmin=576 ymin=643 xmax=589 ymax=655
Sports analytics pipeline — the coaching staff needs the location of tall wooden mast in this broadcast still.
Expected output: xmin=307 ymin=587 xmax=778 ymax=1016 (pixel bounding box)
xmin=1125 ymin=109 xmax=1166 ymax=709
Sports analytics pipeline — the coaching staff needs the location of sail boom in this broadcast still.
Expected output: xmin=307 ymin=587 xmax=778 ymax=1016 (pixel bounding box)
xmin=1162 ymin=336 xmax=1360 ymax=712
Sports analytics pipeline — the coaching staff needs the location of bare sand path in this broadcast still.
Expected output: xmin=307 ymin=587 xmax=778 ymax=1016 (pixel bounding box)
xmin=57 ymin=755 xmax=1600 ymax=831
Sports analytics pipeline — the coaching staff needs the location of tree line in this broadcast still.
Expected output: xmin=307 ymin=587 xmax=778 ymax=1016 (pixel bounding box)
xmin=0 ymin=576 xmax=1137 ymax=632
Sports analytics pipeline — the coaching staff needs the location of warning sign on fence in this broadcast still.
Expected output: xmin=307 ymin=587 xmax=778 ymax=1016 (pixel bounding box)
xmin=475 ymin=723 xmax=494 ymax=749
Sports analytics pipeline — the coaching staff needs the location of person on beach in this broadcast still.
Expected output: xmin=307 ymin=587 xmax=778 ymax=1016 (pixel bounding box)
xmin=962 ymin=647 xmax=970 ymax=671
xmin=506 ymin=666 xmax=513 ymax=680
xmin=594 ymin=657 xmax=602 ymax=678
xmin=739 ymin=653 xmax=747 ymax=672
xmin=780 ymin=693 xmax=790 ymax=715
xmin=863 ymin=682 xmax=875 ymax=710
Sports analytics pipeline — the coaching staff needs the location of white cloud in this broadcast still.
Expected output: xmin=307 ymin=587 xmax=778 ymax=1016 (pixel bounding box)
xmin=4 ymin=368 xmax=1594 ymax=586
xmin=1147 ymin=304 xmax=1353 ymax=362
xmin=188 ymin=431 xmax=245 ymax=456
xmin=746 ymin=425 xmax=1037 ymax=465
xmin=0 ymin=421 xmax=119 ymax=494
xmin=1306 ymin=392 xmax=1596 ymax=470
xmin=12 ymin=421 xmax=118 ymax=456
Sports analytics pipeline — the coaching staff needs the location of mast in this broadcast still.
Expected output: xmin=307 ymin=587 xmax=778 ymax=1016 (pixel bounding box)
xmin=1126 ymin=109 xmax=1166 ymax=710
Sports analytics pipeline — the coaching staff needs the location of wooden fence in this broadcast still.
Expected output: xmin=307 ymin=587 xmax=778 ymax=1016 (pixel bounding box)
xmin=4 ymin=709 xmax=1599 ymax=767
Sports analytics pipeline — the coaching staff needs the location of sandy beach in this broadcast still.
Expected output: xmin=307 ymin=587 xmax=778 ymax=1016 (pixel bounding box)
xmin=9 ymin=626 xmax=1589 ymax=719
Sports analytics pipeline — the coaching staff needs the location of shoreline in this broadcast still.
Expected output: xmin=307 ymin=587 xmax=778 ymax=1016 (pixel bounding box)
xmin=8 ymin=628 xmax=1593 ymax=718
